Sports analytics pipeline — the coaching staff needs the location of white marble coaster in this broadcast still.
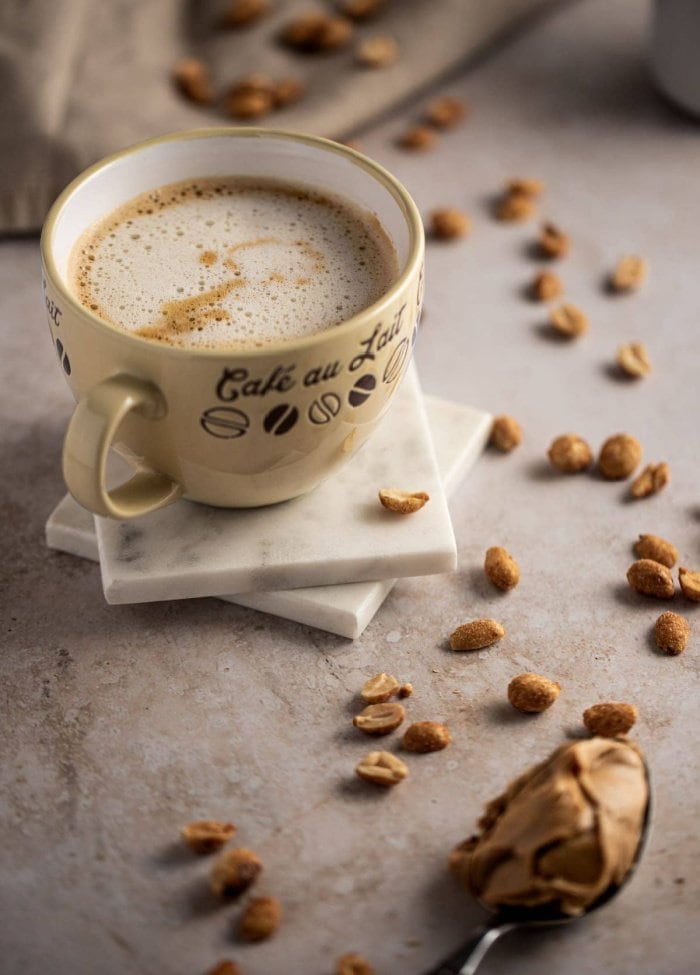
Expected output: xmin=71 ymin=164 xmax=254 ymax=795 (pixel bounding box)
xmin=46 ymin=396 xmax=491 ymax=637
xmin=94 ymin=365 xmax=457 ymax=605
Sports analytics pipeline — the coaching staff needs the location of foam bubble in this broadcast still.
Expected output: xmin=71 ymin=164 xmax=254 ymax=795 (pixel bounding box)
xmin=69 ymin=177 xmax=399 ymax=350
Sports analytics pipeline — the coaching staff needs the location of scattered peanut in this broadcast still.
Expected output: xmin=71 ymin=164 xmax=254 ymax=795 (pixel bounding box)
xmin=484 ymin=546 xmax=520 ymax=591
xmin=206 ymin=961 xmax=241 ymax=975
xmin=282 ymin=13 xmax=353 ymax=52
xmin=429 ymin=208 xmax=471 ymax=240
xmin=397 ymin=682 xmax=413 ymax=699
xmin=402 ymin=721 xmax=451 ymax=753
xmin=224 ymin=87 xmax=274 ymax=119
xmin=449 ymin=619 xmax=505 ymax=651
xmin=626 ymin=559 xmax=675 ymax=599
xmin=630 ymin=462 xmax=669 ymax=499
xmin=634 ymin=534 xmax=678 ymax=568
xmin=272 ymin=78 xmax=305 ymax=107
xmin=173 ymin=58 xmax=215 ymax=104
xmin=531 ymin=270 xmax=563 ymax=301
xmin=598 ymin=433 xmax=642 ymax=479
xmin=239 ymin=896 xmax=281 ymax=941
xmin=538 ymin=222 xmax=570 ymax=259
xmin=507 ymin=673 xmax=560 ymax=713
xmin=549 ymin=303 xmax=588 ymax=338
xmin=336 ymin=953 xmax=375 ymax=975
xmin=679 ymin=567 xmax=700 ymax=602
xmin=181 ymin=819 xmax=236 ymax=854
xmin=583 ymin=702 xmax=638 ymax=737
xmin=489 ymin=415 xmax=523 ymax=452
xmin=496 ymin=192 xmax=535 ymax=222
xmin=398 ymin=125 xmax=437 ymax=150
xmin=378 ymin=487 xmax=430 ymax=513
xmin=221 ymin=0 xmax=270 ymax=28
xmin=610 ymin=255 xmax=647 ymax=292
xmin=353 ymin=702 xmax=406 ymax=735
xmin=339 ymin=0 xmax=385 ymax=20
xmin=507 ymin=178 xmax=544 ymax=198
xmin=355 ymin=750 xmax=408 ymax=786
xmin=655 ymin=611 xmax=690 ymax=654
xmin=617 ymin=342 xmax=652 ymax=378
xmin=361 ymin=672 xmax=400 ymax=704
xmin=210 ymin=847 xmax=262 ymax=899
xmin=547 ymin=433 xmax=593 ymax=473
xmin=425 ymin=96 xmax=468 ymax=128
xmin=356 ymin=35 xmax=399 ymax=67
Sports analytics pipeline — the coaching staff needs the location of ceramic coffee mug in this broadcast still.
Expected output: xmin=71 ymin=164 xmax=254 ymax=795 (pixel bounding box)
xmin=41 ymin=129 xmax=424 ymax=518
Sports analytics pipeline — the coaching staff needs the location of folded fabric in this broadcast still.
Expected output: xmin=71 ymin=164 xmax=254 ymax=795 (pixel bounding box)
xmin=0 ymin=0 xmax=552 ymax=235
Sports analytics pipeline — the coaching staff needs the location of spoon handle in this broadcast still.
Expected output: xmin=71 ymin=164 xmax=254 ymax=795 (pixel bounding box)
xmin=422 ymin=921 xmax=516 ymax=975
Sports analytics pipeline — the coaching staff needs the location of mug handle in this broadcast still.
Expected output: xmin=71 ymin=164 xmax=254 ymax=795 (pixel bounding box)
xmin=62 ymin=374 xmax=182 ymax=519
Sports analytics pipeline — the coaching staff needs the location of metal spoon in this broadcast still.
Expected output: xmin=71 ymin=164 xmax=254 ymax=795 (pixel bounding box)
xmin=424 ymin=764 xmax=652 ymax=975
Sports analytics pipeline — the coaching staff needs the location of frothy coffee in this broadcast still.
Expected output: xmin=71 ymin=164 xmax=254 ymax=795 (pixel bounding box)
xmin=69 ymin=176 xmax=398 ymax=350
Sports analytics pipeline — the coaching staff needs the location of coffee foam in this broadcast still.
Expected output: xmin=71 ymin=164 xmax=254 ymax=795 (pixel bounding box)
xmin=69 ymin=177 xmax=399 ymax=349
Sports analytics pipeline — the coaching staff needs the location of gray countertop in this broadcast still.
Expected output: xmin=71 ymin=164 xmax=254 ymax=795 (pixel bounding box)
xmin=1 ymin=1 xmax=698 ymax=973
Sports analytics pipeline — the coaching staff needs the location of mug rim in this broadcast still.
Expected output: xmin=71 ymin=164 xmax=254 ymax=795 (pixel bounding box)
xmin=41 ymin=127 xmax=424 ymax=359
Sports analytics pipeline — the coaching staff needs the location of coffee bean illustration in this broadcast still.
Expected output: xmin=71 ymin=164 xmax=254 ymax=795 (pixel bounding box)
xmin=264 ymin=403 xmax=299 ymax=436
xmin=382 ymin=337 xmax=409 ymax=384
xmin=348 ymin=373 xmax=376 ymax=407
xmin=55 ymin=337 xmax=71 ymax=375
xmin=308 ymin=392 xmax=341 ymax=425
xmin=200 ymin=406 xmax=250 ymax=439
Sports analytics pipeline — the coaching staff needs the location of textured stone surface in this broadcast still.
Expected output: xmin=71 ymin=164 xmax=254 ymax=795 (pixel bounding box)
xmin=1 ymin=1 xmax=699 ymax=973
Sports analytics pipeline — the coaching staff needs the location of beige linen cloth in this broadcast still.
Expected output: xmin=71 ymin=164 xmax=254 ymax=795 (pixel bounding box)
xmin=0 ymin=0 xmax=552 ymax=235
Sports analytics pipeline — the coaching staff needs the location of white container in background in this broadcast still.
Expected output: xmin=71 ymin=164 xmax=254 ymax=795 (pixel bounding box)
xmin=651 ymin=0 xmax=700 ymax=116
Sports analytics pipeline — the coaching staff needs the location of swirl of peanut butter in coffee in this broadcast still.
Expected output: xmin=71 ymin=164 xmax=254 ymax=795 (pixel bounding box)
xmin=450 ymin=738 xmax=648 ymax=916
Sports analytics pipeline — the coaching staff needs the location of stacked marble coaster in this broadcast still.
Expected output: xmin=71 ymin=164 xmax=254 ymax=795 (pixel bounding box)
xmin=46 ymin=366 xmax=491 ymax=637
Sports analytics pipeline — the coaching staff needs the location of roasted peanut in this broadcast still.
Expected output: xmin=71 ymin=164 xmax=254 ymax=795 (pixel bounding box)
xmin=617 ymin=342 xmax=651 ymax=378
xmin=549 ymin=303 xmax=588 ymax=338
xmin=449 ymin=619 xmax=505 ymax=651
xmin=181 ymin=819 xmax=236 ymax=854
xmin=489 ymin=415 xmax=523 ymax=452
xmin=630 ymin=463 xmax=669 ymax=499
xmin=634 ymin=534 xmax=678 ymax=568
xmin=531 ymin=270 xmax=562 ymax=301
xmin=627 ymin=559 xmax=675 ymax=599
xmin=507 ymin=674 xmax=560 ymax=713
xmin=429 ymin=208 xmax=471 ymax=240
xmin=598 ymin=433 xmax=642 ymax=479
xmin=538 ymin=222 xmax=570 ymax=258
xmin=361 ymin=672 xmax=400 ymax=704
xmin=655 ymin=611 xmax=690 ymax=654
xmin=547 ymin=433 xmax=592 ymax=473
xmin=355 ymin=750 xmax=408 ymax=786
xmin=402 ymin=721 xmax=451 ymax=752
xmin=353 ymin=702 xmax=406 ymax=735
xmin=425 ymin=96 xmax=467 ymax=128
xmin=484 ymin=546 xmax=520 ymax=590
xmin=378 ymin=487 xmax=429 ymax=513
xmin=239 ymin=896 xmax=281 ymax=941
xmin=210 ymin=847 xmax=262 ymax=898
xmin=610 ymin=255 xmax=647 ymax=292
xmin=583 ymin=702 xmax=638 ymax=737
xmin=679 ymin=567 xmax=700 ymax=602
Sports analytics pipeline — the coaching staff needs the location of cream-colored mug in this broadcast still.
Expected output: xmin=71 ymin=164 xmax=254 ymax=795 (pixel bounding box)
xmin=40 ymin=129 xmax=424 ymax=518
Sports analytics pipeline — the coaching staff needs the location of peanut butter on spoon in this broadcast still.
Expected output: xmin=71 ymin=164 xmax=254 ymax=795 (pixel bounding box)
xmin=451 ymin=737 xmax=648 ymax=915
xmin=427 ymin=739 xmax=650 ymax=974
